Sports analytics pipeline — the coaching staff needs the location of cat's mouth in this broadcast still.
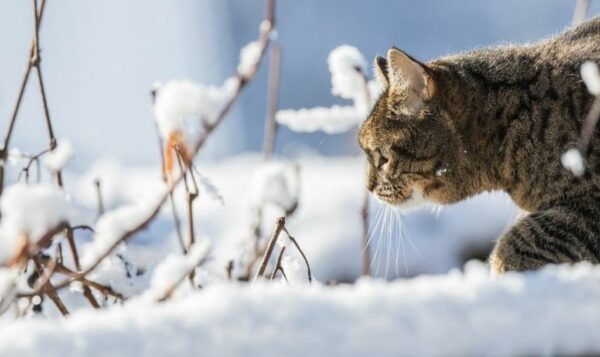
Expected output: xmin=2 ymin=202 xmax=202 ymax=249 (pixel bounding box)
xmin=374 ymin=188 xmax=428 ymax=212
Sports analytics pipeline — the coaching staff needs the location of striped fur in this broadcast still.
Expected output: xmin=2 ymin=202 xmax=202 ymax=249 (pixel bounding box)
xmin=359 ymin=18 xmax=600 ymax=273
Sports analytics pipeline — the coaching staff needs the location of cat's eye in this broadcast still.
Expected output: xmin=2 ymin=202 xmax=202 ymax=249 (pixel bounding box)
xmin=373 ymin=151 xmax=388 ymax=169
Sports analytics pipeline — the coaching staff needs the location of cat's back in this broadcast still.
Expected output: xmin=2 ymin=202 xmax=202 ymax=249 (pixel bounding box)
xmin=434 ymin=17 xmax=600 ymax=78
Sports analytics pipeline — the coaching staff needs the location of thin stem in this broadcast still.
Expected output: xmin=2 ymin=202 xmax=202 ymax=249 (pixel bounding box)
xmin=262 ymin=43 xmax=282 ymax=159
xmin=255 ymin=216 xmax=286 ymax=280
xmin=283 ymin=227 xmax=312 ymax=283
xmin=33 ymin=256 xmax=69 ymax=316
xmin=48 ymin=0 xmax=277 ymax=292
xmin=270 ymin=246 xmax=286 ymax=280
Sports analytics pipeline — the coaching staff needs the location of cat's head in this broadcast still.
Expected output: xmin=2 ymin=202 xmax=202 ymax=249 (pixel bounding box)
xmin=359 ymin=48 xmax=461 ymax=211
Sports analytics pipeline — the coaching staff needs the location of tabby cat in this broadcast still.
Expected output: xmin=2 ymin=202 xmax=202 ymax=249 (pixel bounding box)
xmin=358 ymin=17 xmax=600 ymax=274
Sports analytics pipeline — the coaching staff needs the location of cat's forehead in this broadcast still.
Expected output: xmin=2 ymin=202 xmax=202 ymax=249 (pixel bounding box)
xmin=359 ymin=118 xmax=407 ymax=150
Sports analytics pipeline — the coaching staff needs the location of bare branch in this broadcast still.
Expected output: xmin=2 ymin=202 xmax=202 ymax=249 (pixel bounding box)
xmin=255 ymin=216 xmax=286 ymax=280
xmin=262 ymin=43 xmax=282 ymax=159
xmin=283 ymin=227 xmax=312 ymax=283
xmin=32 ymin=255 xmax=69 ymax=316
xmin=48 ymin=0 xmax=278 ymax=291
xmin=269 ymin=246 xmax=287 ymax=280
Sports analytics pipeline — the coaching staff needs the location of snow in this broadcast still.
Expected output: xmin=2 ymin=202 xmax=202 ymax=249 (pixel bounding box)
xmin=328 ymin=45 xmax=368 ymax=101
xmin=0 ymin=183 xmax=72 ymax=253
xmin=276 ymin=45 xmax=382 ymax=134
xmin=44 ymin=140 xmax=75 ymax=172
xmin=2 ymin=263 xmax=600 ymax=356
xmin=276 ymin=105 xmax=363 ymax=134
xmin=561 ymin=148 xmax=585 ymax=176
xmin=80 ymin=186 xmax=167 ymax=271
xmin=153 ymin=78 xmax=239 ymax=150
xmin=237 ymin=41 xmax=262 ymax=77
xmin=146 ymin=240 xmax=211 ymax=299
xmin=581 ymin=61 xmax=600 ymax=96
xmin=195 ymin=171 xmax=224 ymax=204
xmin=250 ymin=160 xmax=300 ymax=214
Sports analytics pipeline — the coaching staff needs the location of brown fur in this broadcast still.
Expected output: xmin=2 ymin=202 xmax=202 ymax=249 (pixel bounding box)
xmin=359 ymin=18 xmax=600 ymax=274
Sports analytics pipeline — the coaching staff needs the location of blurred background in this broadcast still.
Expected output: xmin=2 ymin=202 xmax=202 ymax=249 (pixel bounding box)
xmin=0 ymin=1 xmax=598 ymax=281
xmin=2 ymin=0 xmax=599 ymax=166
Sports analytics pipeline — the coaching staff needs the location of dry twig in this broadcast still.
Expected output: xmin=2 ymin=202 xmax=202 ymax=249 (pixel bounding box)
xmin=262 ymin=43 xmax=282 ymax=159
xmin=255 ymin=216 xmax=286 ymax=280
xmin=48 ymin=0 xmax=278 ymax=292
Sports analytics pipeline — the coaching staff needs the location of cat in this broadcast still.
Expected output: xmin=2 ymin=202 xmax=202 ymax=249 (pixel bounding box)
xmin=358 ymin=17 xmax=600 ymax=275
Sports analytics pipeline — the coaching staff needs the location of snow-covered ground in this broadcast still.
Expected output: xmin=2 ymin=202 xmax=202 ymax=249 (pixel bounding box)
xmin=2 ymin=154 xmax=568 ymax=356
xmin=2 ymin=262 xmax=600 ymax=356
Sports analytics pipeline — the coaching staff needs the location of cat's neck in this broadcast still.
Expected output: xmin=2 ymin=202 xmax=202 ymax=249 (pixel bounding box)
xmin=432 ymin=60 xmax=516 ymax=196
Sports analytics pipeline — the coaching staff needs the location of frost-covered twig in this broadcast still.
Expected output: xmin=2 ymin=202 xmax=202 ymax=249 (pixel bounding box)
xmin=32 ymin=255 xmax=69 ymax=316
xmin=262 ymin=43 xmax=282 ymax=159
xmin=64 ymin=227 xmax=100 ymax=308
xmin=282 ymin=227 xmax=312 ymax=283
xmin=269 ymin=246 xmax=288 ymax=281
xmin=31 ymin=0 xmax=62 ymax=188
xmin=562 ymin=61 xmax=600 ymax=176
xmin=255 ymin=216 xmax=286 ymax=280
xmin=17 ymin=147 xmax=51 ymax=183
xmin=275 ymin=45 xmax=381 ymax=134
xmin=53 ymin=263 xmax=124 ymax=301
xmin=0 ymin=0 xmax=46 ymax=195
xmin=151 ymin=241 xmax=211 ymax=302
xmin=49 ymin=0 xmax=277 ymax=292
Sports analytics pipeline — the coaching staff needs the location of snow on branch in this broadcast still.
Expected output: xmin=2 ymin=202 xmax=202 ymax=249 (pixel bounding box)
xmin=276 ymin=45 xmax=382 ymax=134
xmin=148 ymin=240 xmax=211 ymax=301
xmin=43 ymin=139 xmax=74 ymax=173
xmin=0 ymin=183 xmax=72 ymax=266
xmin=250 ymin=161 xmax=300 ymax=215
xmin=80 ymin=188 xmax=167 ymax=271
xmin=45 ymin=0 xmax=278 ymax=295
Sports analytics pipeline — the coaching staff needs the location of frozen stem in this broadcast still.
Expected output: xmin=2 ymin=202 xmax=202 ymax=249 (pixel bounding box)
xmin=269 ymin=246 xmax=288 ymax=282
xmin=283 ymin=227 xmax=312 ymax=283
xmin=255 ymin=216 xmax=286 ymax=280
xmin=262 ymin=43 xmax=282 ymax=159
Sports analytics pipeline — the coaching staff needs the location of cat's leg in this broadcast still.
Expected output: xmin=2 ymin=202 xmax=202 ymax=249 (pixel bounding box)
xmin=489 ymin=207 xmax=600 ymax=275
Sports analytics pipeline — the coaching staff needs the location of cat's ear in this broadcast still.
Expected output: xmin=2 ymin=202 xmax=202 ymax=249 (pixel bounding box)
xmin=373 ymin=56 xmax=389 ymax=87
xmin=386 ymin=48 xmax=435 ymax=112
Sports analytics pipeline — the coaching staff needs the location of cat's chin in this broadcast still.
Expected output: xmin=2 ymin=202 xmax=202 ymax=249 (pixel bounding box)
xmin=375 ymin=189 xmax=429 ymax=212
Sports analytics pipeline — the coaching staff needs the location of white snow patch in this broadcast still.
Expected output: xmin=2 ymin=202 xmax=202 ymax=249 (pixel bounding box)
xmin=2 ymin=263 xmax=600 ymax=355
xmin=250 ymin=161 xmax=300 ymax=214
xmin=153 ymin=78 xmax=239 ymax=149
xmin=147 ymin=240 xmax=211 ymax=299
xmin=0 ymin=183 xmax=72 ymax=244
xmin=328 ymin=45 xmax=368 ymax=101
xmin=81 ymin=186 xmax=168 ymax=270
xmin=276 ymin=45 xmax=382 ymax=134
xmin=237 ymin=41 xmax=262 ymax=77
xmin=276 ymin=105 xmax=363 ymax=134
xmin=581 ymin=61 xmax=600 ymax=96
xmin=44 ymin=140 xmax=74 ymax=172
xmin=561 ymin=148 xmax=585 ymax=176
